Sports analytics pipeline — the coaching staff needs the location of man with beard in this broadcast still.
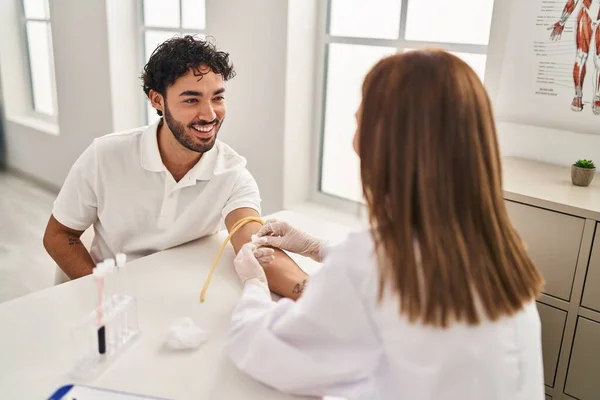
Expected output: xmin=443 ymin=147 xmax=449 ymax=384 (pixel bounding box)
xmin=43 ymin=36 xmax=307 ymax=299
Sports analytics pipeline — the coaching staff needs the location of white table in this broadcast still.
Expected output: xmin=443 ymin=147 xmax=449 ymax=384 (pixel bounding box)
xmin=0 ymin=211 xmax=355 ymax=400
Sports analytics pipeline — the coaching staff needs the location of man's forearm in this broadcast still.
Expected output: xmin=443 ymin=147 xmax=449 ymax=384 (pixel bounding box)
xmin=262 ymin=249 xmax=308 ymax=300
xmin=45 ymin=233 xmax=96 ymax=279
xmin=43 ymin=216 xmax=96 ymax=279
xmin=232 ymin=223 xmax=309 ymax=300
xmin=226 ymin=210 xmax=308 ymax=300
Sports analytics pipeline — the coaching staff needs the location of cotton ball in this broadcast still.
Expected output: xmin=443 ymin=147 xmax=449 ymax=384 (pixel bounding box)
xmin=166 ymin=317 xmax=208 ymax=350
xmin=251 ymin=235 xmax=267 ymax=245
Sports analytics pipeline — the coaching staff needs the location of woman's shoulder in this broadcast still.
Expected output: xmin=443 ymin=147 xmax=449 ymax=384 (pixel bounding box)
xmin=325 ymin=230 xmax=378 ymax=284
xmin=328 ymin=230 xmax=375 ymax=261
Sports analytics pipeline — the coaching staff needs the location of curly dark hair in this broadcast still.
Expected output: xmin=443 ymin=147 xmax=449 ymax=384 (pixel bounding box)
xmin=141 ymin=35 xmax=236 ymax=116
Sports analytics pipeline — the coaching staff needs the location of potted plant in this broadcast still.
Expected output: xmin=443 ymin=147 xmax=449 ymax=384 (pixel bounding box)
xmin=571 ymin=159 xmax=596 ymax=187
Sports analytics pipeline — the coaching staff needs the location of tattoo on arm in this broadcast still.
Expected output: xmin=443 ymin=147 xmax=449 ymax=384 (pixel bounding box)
xmin=68 ymin=237 xmax=82 ymax=246
xmin=292 ymin=279 xmax=308 ymax=295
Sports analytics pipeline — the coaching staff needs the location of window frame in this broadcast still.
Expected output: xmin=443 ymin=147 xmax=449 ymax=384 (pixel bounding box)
xmin=311 ymin=0 xmax=492 ymax=212
xmin=19 ymin=0 xmax=58 ymax=123
xmin=138 ymin=0 xmax=207 ymax=125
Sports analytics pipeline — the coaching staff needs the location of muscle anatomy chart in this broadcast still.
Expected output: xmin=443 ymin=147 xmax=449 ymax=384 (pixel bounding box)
xmin=496 ymin=0 xmax=600 ymax=134
xmin=549 ymin=0 xmax=600 ymax=113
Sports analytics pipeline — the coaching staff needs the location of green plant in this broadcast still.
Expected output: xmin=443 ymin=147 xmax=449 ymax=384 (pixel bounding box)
xmin=574 ymin=159 xmax=596 ymax=169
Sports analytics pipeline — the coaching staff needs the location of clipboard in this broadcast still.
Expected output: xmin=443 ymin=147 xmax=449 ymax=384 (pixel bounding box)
xmin=48 ymin=384 xmax=173 ymax=400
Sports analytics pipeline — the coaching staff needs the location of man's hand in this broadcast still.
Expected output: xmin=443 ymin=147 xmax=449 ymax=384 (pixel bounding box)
xmin=225 ymin=209 xmax=308 ymax=300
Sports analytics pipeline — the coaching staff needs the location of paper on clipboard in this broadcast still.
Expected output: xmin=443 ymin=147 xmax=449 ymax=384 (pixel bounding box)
xmin=48 ymin=384 xmax=173 ymax=400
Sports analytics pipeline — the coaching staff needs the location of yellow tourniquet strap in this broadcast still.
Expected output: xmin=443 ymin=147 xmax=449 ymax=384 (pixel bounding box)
xmin=200 ymin=216 xmax=264 ymax=303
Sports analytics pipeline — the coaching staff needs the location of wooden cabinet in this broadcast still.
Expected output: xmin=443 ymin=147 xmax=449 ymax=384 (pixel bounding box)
xmin=505 ymin=201 xmax=584 ymax=301
xmin=564 ymin=318 xmax=600 ymax=400
xmin=581 ymin=226 xmax=600 ymax=312
xmin=536 ymin=303 xmax=567 ymax=387
xmin=500 ymin=158 xmax=600 ymax=400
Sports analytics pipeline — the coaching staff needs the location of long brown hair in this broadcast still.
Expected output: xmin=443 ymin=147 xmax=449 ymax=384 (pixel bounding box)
xmin=359 ymin=50 xmax=543 ymax=327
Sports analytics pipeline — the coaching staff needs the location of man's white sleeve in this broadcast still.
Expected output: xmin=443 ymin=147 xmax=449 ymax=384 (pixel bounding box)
xmin=52 ymin=141 xmax=99 ymax=231
xmin=221 ymin=168 xmax=262 ymax=219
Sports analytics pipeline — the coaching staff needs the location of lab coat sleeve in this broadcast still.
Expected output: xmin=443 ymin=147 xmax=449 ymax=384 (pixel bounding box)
xmin=227 ymin=246 xmax=382 ymax=398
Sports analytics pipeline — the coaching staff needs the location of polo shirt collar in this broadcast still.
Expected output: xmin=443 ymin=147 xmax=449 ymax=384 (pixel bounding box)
xmin=140 ymin=120 xmax=164 ymax=172
xmin=187 ymin=143 xmax=218 ymax=181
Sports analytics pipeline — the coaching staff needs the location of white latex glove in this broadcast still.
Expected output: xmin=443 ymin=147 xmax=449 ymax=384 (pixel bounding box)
xmin=253 ymin=219 xmax=329 ymax=263
xmin=234 ymin=243 xmax=269 ymax=291
xmin=252 ymin=246 xmax=275 ymax=264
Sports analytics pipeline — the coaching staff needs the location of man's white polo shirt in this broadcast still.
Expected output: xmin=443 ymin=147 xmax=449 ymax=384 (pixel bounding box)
xmin=52 ymin=120 xmax=261 ymax=263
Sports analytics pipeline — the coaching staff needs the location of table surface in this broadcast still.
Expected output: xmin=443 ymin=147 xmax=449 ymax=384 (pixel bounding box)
xmin=0 ymin=210 xmax=356 ymax=400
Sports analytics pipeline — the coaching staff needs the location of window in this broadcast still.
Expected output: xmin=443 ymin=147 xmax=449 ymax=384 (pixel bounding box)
xmin=317 ymin=0 xmax=495 ymax=203
xmin=21 ymin=0 xmax=58 ymax=118
xmin=141 ymin=0 xmax=206 ymax=124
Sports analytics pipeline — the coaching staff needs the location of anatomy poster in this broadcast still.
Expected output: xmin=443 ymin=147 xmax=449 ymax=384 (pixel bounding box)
xmin=495 ymin=0 xmax=600 ymax=134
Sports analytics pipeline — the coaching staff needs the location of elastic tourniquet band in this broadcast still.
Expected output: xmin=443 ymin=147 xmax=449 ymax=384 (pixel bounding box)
xmin=200 ymin=217 xmax=264 ymax=303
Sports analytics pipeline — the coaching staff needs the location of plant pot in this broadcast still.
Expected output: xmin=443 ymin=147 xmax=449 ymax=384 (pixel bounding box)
xmin=571 ymin=165 xmax=596 ymax=187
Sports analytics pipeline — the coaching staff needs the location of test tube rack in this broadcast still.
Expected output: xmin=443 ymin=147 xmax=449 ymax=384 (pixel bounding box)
xmin=70 ymin=293 xmax=141 ymax=380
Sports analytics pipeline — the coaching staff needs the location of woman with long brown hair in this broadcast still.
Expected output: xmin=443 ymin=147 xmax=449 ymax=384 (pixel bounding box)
xmin=227 ymin=49 xmax=545 ymax=399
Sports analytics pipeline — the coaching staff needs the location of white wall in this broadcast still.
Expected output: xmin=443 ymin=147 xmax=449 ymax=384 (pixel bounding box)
xmin=497 ymin=122 xmax=600 ymax=167
xmin=206 ymin=0 xmax=317 ymax=214
xmin=0 ymin=64 xmax=5 ymax=167
xmin=106 ymin=0 xmax=145 ymax=131
xmin=206 ymin=0 xmax=288 ymax=214
xmin=0 ymin=0 xmax=116 ymax=188
xmin=0 ymin=0 xmax=30 ymax=119
xmin=283 ymin=0 xmax=318 ymax=209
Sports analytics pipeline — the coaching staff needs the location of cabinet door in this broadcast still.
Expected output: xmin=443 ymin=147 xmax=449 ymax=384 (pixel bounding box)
xmin=537 ymin=302 xmax=567 ymax=387
xmin=565 ymin=318 xmax=600 ymax=399
xmin=505 ymin=201 xmax=584 ymax=300
xmin=582 ymin=225 xmax=600 ymax=312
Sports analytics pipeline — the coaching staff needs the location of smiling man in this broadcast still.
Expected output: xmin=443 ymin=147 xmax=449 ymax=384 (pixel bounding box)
xmin=43 ymin=36 xmax=307 ymax=299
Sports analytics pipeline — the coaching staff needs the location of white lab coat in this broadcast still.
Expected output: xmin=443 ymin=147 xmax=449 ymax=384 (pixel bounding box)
xmin=227 ymin=231 xmax=545 ymax=400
